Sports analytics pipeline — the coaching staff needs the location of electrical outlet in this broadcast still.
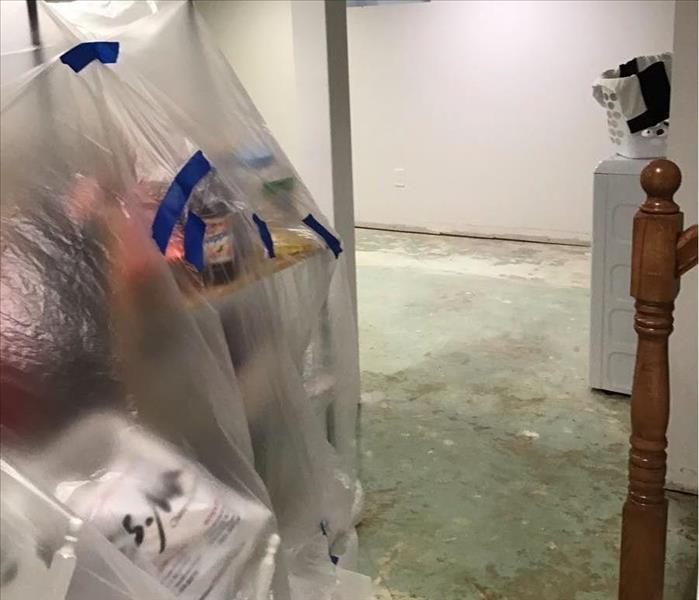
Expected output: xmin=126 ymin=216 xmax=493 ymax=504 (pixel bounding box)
xmin=393 ymin=168 xmax=406 ymax=188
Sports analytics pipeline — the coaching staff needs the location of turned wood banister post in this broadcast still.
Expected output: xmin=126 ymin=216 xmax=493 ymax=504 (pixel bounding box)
xmin=618 ymin=158 xmax=697 ymax=600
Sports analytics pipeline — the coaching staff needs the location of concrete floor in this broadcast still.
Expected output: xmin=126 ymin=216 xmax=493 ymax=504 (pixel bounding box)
xmin=354 ymin=229 xmax=697 ymax=600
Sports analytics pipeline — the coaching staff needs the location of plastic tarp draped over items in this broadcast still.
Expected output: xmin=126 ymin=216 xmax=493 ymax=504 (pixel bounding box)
xmin=0 ymin=1 xmax=368 ymax=598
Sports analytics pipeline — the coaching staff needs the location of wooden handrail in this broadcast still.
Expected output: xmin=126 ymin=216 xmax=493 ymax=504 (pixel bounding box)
xmin=676 ymin=225 xmax=698 ymax=277
xmin=618 ymin=159 xmax=698 ymax=600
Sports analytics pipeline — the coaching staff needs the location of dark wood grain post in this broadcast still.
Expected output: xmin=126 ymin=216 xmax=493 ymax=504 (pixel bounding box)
xmin=618 ymin=159 xmax=683 ymax=600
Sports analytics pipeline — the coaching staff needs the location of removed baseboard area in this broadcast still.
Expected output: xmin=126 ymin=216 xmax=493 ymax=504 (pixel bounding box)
xmin=355 ymin=222 xmax=591 ymax=247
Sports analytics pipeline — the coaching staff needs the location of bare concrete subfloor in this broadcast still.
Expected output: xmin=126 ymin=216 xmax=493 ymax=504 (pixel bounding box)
xmin=355 ymin=228 xmax=697 ymax=600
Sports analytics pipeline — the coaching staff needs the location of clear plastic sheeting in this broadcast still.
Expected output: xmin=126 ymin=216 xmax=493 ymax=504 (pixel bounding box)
xmin=0 ymin=1 xmax=366 ymax=598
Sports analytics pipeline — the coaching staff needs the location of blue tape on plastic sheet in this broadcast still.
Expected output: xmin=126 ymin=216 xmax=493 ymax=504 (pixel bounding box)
xmin=60 ymin=42 xmax=120 ymax=73
xmin=183 ymin=211 xmax=206 ymax=271
xmin=152 ymin=151 xmax=212 ymax=271
xmin=152 ymin=151 xmax=211 ymax=262
xmin=320 ymin=521 xmax=340 ymax=565
xmin=252 ymin=214 xmax=275 ymax=258
xmin=302 ymin=214 xmax=342 ymax=258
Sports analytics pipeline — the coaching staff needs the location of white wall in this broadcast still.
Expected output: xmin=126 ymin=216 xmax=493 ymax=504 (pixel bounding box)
xmin=1 ymin=0 xmax=39 ymax=85
xmin=195 ymin=1 xmax=299 ymax=170
xmin=196 ymin=0 xmax=342 ymax=228
xmin=289 ymin=0 xmax=335 ymax=225
xmin=347 ymin=0 xmax=675 ymax=243
xmin=1 ymin=1 xmax=33 ymax=51
xmin=666 ymin=0 xmax=697 ymax=494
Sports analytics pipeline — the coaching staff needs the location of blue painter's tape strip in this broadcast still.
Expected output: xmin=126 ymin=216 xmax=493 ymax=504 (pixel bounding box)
xmin=153 ymin=182 xmax=185 ymax=253
xmin=152 ymin=150 xmax=211 ymax=255
xmin=60 ymin=42 xmax=120 ymax=73
xmin=319 ymin=521 xmax=340 ymax=565
xmin=302 ymin=214 xmax=342 ymax=258
xmin=184 ymin=211 xmax=206 ymax=271
xmin=252 ymin=214 xmax=275 ymax=258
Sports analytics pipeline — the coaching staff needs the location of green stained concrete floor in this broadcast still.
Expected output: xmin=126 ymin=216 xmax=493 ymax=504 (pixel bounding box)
xmin=354 ymin=228 xmax=697 ymax=600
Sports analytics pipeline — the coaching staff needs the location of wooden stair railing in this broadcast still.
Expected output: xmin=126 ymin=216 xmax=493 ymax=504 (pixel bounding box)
xmin=618 ymin=159 xmax=698 ymax=600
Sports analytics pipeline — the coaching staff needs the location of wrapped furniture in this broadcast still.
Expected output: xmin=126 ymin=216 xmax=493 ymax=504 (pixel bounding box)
xmin=0 ymin=1 xmax=365 ymax=598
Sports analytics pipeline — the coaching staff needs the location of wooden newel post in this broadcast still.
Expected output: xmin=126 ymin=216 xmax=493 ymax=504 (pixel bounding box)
xmin=618 ymin=159 xmax=683 ymax=600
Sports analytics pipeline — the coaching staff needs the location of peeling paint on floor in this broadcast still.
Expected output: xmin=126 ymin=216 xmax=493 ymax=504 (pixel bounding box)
xmin=355 ymin=229 xmax=698 ymax=600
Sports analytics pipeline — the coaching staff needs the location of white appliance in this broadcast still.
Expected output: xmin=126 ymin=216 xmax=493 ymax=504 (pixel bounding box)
xmin=589 ymin=156 xmax=652 ymax=395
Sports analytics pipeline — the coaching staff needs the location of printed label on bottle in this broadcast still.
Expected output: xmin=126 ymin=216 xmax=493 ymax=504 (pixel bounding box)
xmin=203 ymin=216 xmax=235 ymax=265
